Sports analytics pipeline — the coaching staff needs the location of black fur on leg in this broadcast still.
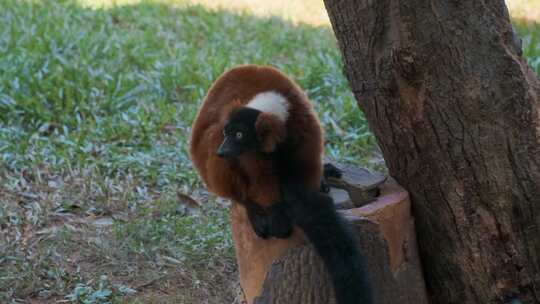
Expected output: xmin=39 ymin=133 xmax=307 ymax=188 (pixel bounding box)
xmin=266 ymin=200 xmax=294 ymax=238
xmin=245 ymin=200 xmax=293 ymax=239
xmin=281 ymin=178 xmax=374 ymax=304
xmin=245 ymin=202 xmax=270 ymax=239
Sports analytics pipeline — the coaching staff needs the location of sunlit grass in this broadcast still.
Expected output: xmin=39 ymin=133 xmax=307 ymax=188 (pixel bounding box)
xmin=80 ymin=0 xmax=329 ymax=25
xmin=507 ymin=0 xmax=540 ymax=21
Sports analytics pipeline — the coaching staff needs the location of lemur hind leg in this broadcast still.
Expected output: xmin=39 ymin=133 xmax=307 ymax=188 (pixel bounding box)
xmin=244 ymin=200 xmax=293 ymax=239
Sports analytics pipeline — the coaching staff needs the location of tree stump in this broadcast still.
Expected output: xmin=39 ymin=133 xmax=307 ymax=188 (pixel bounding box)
xmin=230 ymin=170 xmax=428 ymax=304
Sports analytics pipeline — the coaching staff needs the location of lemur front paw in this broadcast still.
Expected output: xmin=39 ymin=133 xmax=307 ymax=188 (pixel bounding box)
xmin=320 ymin=163 xmax=343 ymax=193
xmin=320 ymin=180 xmax=331 ymax=193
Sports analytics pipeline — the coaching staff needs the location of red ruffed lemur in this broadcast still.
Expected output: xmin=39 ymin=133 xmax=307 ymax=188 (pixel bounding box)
xmin=190 ymin=65 xmax=373 ymax=304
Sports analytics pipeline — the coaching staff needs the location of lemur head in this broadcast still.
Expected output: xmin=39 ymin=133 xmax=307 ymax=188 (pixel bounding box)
xmin=217 ymin=91 xmax=288 ymax=159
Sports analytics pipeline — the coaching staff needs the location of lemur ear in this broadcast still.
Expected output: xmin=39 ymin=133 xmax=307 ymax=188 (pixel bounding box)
xmin=255 ymin=112 xmax=287 ymax=153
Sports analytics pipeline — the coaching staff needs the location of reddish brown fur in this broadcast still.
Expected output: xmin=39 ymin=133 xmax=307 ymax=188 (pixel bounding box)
xmin=189 ymin=65 xmax=324 ymax=208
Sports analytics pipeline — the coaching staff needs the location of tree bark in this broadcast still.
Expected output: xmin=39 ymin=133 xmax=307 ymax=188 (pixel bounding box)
xmin=323 ymin=1 xmax=540 ymax=303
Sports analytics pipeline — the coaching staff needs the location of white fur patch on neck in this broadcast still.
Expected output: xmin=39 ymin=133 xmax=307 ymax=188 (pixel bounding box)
xmin=246 ymin=91 xmax=289 ymax=122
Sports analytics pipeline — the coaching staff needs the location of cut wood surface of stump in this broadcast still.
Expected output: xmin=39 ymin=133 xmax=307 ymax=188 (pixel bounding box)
xmin=230 ymin=167 xmax=428 ymax=304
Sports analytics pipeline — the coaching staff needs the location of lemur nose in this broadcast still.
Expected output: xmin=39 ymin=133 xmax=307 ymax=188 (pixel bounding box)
xmin=216 ymin=145 xmax=227 ymax=158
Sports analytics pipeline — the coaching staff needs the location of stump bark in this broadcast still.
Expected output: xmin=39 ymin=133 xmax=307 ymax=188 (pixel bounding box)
xmin=323 ymin=1 xmax=540 ymax=303
xmin=231 ymin=177 xmax=428 ymax=304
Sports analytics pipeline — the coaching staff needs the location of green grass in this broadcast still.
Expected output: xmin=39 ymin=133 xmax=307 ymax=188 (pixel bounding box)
xmin=0 ymin=0 xmax=538 ymax=303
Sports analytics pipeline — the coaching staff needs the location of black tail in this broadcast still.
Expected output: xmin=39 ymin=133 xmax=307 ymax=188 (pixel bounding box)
xmin=281 ymin=179 xmax=374 ymax=304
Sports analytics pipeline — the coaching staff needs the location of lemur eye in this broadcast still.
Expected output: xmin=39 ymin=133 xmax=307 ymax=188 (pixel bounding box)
xmin=235 ymin=132 xmax=243 ymax=140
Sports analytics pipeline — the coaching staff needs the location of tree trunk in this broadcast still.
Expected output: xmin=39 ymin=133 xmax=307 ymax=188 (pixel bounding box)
xmin=323 ymin=1 xmax=540 ymax=303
